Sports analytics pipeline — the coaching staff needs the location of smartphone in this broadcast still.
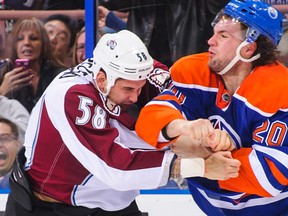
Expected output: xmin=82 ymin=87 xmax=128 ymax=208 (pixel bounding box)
xmin=15 ymin=59 xmax=30 ymax=70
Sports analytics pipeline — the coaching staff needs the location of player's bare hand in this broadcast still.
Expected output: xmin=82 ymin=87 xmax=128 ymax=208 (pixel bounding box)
xmin=204 ymin=151 xmax=241 ymax=180
xmin=179 ymin=119 xmax=215 ymax=143
xmin=201 ymin=129 xmax=235 ymax=152
xmin=170 ymin=135 xmax=212 ymax=158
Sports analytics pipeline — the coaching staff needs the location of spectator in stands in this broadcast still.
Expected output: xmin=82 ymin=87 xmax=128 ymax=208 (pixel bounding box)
xmin=43 ymin=14 xmax=77 ymax=67
xmin=0 ymin=17 xmax=65 ymax=113
xmin=0 ymin=95 xmax=29 ymax=189
xmin=0 ymin=68 xmax=29 ymax=190
xmin=72 ymin=27 xmax=86 ymax=66
xmin=0 ymin=118 xmax=22 ymax=189
xmin=98 ymin=5 xmax=127 ymax=34
xmin=0 ymin=96 xmax=29 ymax=144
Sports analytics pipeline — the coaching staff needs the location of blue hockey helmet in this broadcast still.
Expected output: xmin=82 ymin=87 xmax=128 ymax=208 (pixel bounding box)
xmin=222 ymin=0 xmax=283 ymax=45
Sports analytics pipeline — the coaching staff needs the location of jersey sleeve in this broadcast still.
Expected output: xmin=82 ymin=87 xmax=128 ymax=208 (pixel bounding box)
xmin=219 ymin=145 xmax=288 ymax=197
xmin=219 ymin=111 xmax=288 ymax=197
xmin=136 ymin=88 xmax=185 ymax=149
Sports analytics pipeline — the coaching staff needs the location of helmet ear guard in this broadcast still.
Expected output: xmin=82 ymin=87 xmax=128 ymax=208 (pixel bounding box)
xmin=93 ymin=30 xmax=154 ymax=95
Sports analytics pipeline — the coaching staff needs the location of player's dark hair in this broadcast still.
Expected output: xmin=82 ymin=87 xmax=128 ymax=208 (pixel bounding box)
xmin=44 ymin=14 xmax=76 ymax=48
xmin=236 ymin=20 xmax=280 ymax=67
xmin=252 ymin=36 xmax=280 ymax=67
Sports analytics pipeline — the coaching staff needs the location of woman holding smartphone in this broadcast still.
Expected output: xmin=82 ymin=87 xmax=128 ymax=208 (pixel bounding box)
xmin=0 ymin=17 xmax=65 ymax=113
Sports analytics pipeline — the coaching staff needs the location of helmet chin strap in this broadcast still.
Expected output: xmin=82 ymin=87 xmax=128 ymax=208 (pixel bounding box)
xmin=92 ymin=62 xmax=121 ymax=116
xmin=92 ymin=62 xmax=113 ymax=97
xmin=218 ymin=41 xmax=261 ymax=75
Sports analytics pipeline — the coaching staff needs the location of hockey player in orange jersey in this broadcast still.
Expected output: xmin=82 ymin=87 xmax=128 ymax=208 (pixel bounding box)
xmin=136 ymin=0 xmax=288 ymax=215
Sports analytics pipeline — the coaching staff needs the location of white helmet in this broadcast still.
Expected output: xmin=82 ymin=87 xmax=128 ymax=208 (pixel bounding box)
xmin=93 ymin=30 xmax=154 ymax=95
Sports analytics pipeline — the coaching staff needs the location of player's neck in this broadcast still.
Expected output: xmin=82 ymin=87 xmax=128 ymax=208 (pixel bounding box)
xmin=222 ymin=64 xmax=253 ymax=94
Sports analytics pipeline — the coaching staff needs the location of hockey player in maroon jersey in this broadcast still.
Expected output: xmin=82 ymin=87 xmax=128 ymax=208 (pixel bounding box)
xmin=5 ymin=30 xmax=240 ymax=216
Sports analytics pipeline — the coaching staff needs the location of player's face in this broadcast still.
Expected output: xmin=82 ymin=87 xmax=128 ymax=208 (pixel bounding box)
xmin=207 ymin=18 xmax=245 ymax=73
xmin=0 ymin=123 xmax=20 ymax=176
xmin=108 ymin=78 xmax=146 ymax=111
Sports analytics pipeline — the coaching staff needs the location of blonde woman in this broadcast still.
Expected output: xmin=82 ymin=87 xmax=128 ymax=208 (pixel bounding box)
xmin=1 ymin=17 xmax=65 ymax=113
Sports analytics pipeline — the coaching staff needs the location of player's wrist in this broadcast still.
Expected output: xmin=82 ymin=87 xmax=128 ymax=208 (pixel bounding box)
xmin=162 ymin=124 xmax=177 ymax=141
xmin=170 ymin=156 xmax=181 ymax=179
xmin=180 ymin=158 xmax=205 ymax=178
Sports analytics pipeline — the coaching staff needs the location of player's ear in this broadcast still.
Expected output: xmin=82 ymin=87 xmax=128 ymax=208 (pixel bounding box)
xmin=95 ymin=70 xmax=107 ymax=92
xmin=241 ymin=42 xmax=257 ymax=59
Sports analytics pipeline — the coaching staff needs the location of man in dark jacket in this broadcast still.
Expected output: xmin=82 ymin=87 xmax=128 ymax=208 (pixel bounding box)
xmin=99 ymin=0 xmax=229 ymax=67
